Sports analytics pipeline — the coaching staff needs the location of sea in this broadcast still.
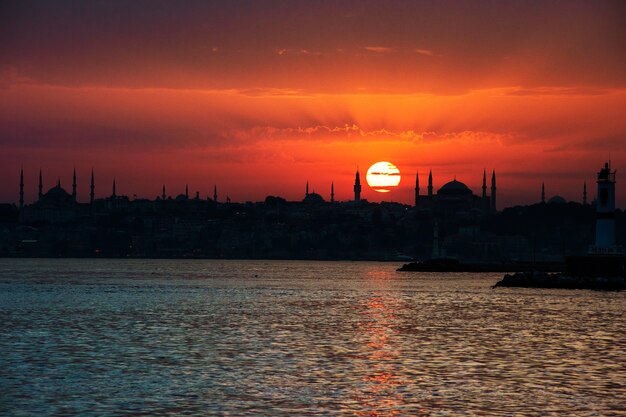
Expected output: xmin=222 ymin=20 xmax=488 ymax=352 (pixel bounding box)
xmin=0 ymin=259 xmax=624 ymax=416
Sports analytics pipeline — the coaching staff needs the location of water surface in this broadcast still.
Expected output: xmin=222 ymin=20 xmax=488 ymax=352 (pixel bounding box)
xmin=1 ymin=259 xmax=624 ymax=416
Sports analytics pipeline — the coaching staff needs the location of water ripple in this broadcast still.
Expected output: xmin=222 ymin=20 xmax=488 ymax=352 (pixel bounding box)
xmin=0 ymin=259 xmax=624 ymax=416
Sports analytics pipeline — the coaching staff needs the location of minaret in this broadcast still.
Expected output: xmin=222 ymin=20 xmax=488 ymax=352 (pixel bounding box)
xmin=72 ymin=168 xmax=77 ymax=202
xmin=482 ymin=169 xmax=487 ymax=199
xmin=592 ymin=162 xmax=617 ymax=252
xmin=353 ymin=169 xmax=361 ymax=202
xmin=112 ymin=179 xmax=116 ymax=198
xmin=427 ymin=170 xmax=433 ymax=198
xmin=19 ymin=168 xmax=24 ymax=208
xmin=214 ymin=185 xmax=218 ymax=202
xmin=38 ymin=169 xmax=43 ymax=200
xmin=414 ymin=170 xmax=420 ymax=207
xmin=90 ymin=170 xmax=95 ymax=204
xmin=331 ymin=181 xmax=335 ymax=203
xmin=306 ymin=180 xmax=309 ymax=197
xmin=185 ymin=184 xmax=189 ymax=199
xmin=541 ymin=182 xmax=545 ymax=204
xmin=490 ymin=170 xmax=496 ymax=211
xmin=57 ymin=178 xmax=61 ymax=187
xmin=583 ymin=181 xmax=587 ymax=205
xmin=162 ymin=185 xmax=166 ymax=200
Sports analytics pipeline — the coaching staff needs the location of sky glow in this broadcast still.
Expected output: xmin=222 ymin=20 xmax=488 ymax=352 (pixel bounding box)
xmin=1 ymin=1 xmax=625 ymax=206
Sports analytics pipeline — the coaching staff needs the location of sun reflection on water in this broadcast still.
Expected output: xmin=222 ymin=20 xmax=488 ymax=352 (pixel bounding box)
xmin=352 ymin=293 xmax=429 ymax=417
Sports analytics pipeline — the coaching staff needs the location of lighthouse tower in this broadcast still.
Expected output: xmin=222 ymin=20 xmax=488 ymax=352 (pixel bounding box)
xmin=590 ymin=161 xmax=621 ymax=255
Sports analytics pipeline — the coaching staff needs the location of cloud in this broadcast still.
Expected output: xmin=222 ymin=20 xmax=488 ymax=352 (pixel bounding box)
xmin=504 ymin=86 xmax=612 ymax=96
xmin=0 ymin=67 xmax=34 ymax=89
xmin=1 ymin=1 xmax=625 ymax=94
xmin=229 ymin=124 xmax=513 ymax=147
xmin=364 ymin=46 xmax=393 ymax=53
xmin=275 ymin=48 xmax=324 ymax=57
xmin=414 ymin=48 xmax=434 ymax=56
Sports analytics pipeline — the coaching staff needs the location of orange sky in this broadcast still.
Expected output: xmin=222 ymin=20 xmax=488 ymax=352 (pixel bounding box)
xmin=1 ymin=1 xmax=625 ymax=206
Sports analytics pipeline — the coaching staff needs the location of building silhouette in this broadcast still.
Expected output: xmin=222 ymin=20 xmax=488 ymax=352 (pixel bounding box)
xmin=3 ymin=165 xmax=623 ymax=262
xmin=590 ymin=162 xmax=620 ymax=254
xmin=414 ymin=169 xmax=496 ymax=213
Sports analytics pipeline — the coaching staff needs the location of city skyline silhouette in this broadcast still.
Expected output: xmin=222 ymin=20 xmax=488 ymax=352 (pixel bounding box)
xmin=7 ymin=163 xmax=616 ymax=208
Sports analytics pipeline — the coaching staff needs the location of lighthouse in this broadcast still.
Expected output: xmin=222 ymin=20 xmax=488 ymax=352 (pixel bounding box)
xmin=590 ymin=161 xmax=621 ymax=255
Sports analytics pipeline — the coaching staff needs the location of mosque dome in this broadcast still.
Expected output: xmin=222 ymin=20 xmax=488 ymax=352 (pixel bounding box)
xmin=547 ymin=195 xmax=567 ymax=205
xmin=437 ymin=179 xmax=473 ymax=196
xmin=37 ymin=184 xmax=75 ymax=207
xmin=42 ymin=185 xmax=72 ymax=201
xmin=303 ymin=192 xmax=325 ymax=204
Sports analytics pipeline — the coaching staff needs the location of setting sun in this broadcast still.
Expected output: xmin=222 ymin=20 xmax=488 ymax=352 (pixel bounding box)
xmin=366 ymin=161 xmax=401 ymax=193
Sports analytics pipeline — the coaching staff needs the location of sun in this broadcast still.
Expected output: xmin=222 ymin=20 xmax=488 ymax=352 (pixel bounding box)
xmin=366 ymin=161 xmax=401 ymax=193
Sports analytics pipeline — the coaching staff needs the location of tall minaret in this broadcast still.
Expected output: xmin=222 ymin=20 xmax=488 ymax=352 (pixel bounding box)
xmin=162 ymin=185 xmax=166 ymax=200
xmin=90 ymin=170 xmax=95 ymax=204
xmin=353 ymin=169 xmax=361 ymax=202
xmin=214 ymin=185 xmax=218 ymax=202
xmin=38 ymin=169 xmax=43 ymax=200
xmin=482 ymin=169 xmax=487 ymax=199
xmin=427 ymin=170 xmax=433 ymax=198
xmin=414 ymin=170 xmax=419 ymax=207
xmin=306 ymin=180 xmax=309 ymax=197
xmin=592 ymin=162 xmax=617 ymax=252
xmin=490 ymin=170 xmax=497 ymax=211
xmin=541 ymin=182 xmax=545 ymax=203
xmin=19 ymin=167 xmax=24 ymax=208
xmin=72 ymin=168 xmax=77 ymax=202
xmin=583 ymin=181 xmax=587 ymax=205
xmin=331 ymin=181 xmax=335 ymax=203
xmin=185 ymin=184 xmax=189 ymax=199
xmin=112 ymin=178 xmax=116 ymax=198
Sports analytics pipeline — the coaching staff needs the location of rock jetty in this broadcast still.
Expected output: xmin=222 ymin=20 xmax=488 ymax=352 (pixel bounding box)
xmin=397 ymin=259 xmax=563 ymax=273
xmin=493 ymin=271 xmax=625 ymax=291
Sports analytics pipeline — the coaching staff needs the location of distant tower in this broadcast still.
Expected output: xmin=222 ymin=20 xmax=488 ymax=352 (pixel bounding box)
xmin=56 ymin=177 xmax=61 ymax=187
xmin=38 ymin=169 xmax=43 ymax=200
xmin=591 ymin=162 xmax=617 ymax=253
xmin=162 ymin=185 xmax=166 ymax=200
xmin=353 ymin=169 xmax=361 ymax=202
xmin=19 ymin=167 xmax=24 ymax=208
xmin=490 ymin=170 xmax=497 ymax=211
xmin=583 ymin=181 xmax=587 ymax=205
xmin=112 ymin=179 xmax=116 ymax=198
xmin=541 ymin=182 xmax=545 ymax=203
xmin=72 ymin=168 xmax=77 ymax=202
xmin=331 ymin=181 xmax=335 ymax=203
xmin=427 ymin=170 xmax=433 ymax=198
xmin=90 ymin=170 xmax=95 ymax=204
xmin=185 ymin=184 xmax=189 ymax=199
xmin=306 ymin=180 xmax=309 ymax=197
xmin=482 ymin=169 xmax=487 ymax=199
xmin=214 ymin=185 xmax=218 ymax=202
xmin=414 ymin=170 xmax=419 ymax=207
